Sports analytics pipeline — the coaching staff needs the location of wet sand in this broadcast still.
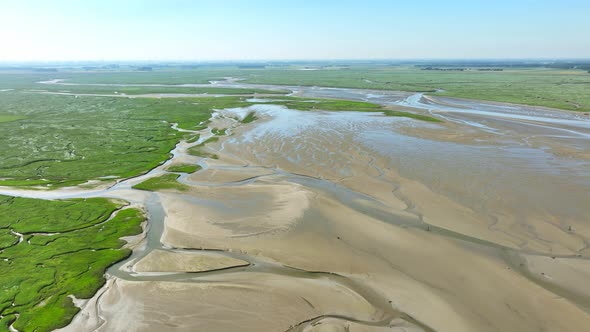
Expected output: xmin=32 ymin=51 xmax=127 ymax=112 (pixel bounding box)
xmin=13 ymin=80 xmax=590 ymax=331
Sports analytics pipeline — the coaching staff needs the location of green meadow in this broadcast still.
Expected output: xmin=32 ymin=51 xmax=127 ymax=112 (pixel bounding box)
xmin=34 ymin=84 xmax=285 ymax=96
xmin=239 ymin=67 xmax=590 ymax=112
xmin=0 ymin=92 xmax=247 ymax=188
xmin=0 ymin=195 xmax=143 ymax=332
xmin=4 ymin=65 xmax=589 ymax=112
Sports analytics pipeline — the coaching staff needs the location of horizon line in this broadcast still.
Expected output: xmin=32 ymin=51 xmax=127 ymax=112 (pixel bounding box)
xmin=2 ymin=58 xmax=590 ymax=64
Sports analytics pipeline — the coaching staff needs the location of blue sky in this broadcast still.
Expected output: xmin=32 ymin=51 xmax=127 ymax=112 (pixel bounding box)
xmin=0 ymin=0 xmax=589 ymax=61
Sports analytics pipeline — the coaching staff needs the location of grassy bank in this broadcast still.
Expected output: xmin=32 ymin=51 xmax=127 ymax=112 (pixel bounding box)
xmin=0 ymin=195 xmax=144 ymax=332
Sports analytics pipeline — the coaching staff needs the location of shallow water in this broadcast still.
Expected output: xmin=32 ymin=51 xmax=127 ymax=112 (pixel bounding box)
xmin=362 ymin=129 xmax=590 ymax=223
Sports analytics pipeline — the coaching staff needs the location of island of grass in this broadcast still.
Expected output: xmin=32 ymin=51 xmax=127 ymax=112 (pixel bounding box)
xmin=187 ymin=148 xmax=219 ymax=159
xmin=186 ymin=134 xmax=201 ymax=143
xmin=0 ymin=195 xmax=144 ymax=332
xmin=132 ymin=173 xmax=189 ymax=192
xmin=240 ymin=111 xmax=258 ymax=123
xmin=211 ymin=128 xmax=228 ymax=135
xmin=167 ymin=163 xmax=202 ymax=173
xmin=267 ymin=97 xmax=383 ymax=112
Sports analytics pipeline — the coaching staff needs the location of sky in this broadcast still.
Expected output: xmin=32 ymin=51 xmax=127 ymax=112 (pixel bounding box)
xmin=0 ymin=0 xmax=589 ymax=62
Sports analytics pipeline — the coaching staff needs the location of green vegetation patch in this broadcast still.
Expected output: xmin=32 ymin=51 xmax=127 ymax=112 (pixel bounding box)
xmin=187 ymin=148 xmax=219 ymax=159
xmin=166 ymin=163 xmax=202 ymax=173
xmin=383 ymin=110 xmax=442 ymax=122
xmin=0 ymin=229 xmax=19 ymax=249
xmin=239 ymin=67 xmax=590 ymax=112
xmin=0 ymin=195 xmax=144 ymax=332
xmin=132 ymin=173 xmax=189 ymax=192
xmin=9 ymin=66 xmax=586 ymax=112
xmin=198 ymin=136 xmax=219 ymax=146
xmin=187 ymin=136 xmax=220 ymax=159
xmin=0 ymin=114 xmax=26 ymax=123
xmin=211 ymin=128 xmax=227 ymax=135
xmin=0 ymin=196 xmax=117 ymax=234
xmin=35 ymin=84 xmax=285 ymax=96
xmin=240 ymin=111 xmax=258 ymax=124
xmin=268 ymin=97 xmax=382 ymax=112
xmin=0 ymin=91 xmax=248 ymax=188
xmin=186 ymin=134 xmax=201 ymax=143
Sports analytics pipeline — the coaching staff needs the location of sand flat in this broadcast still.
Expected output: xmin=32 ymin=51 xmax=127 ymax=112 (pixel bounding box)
xmin=133 ymin=249 xmax=249 ymax=273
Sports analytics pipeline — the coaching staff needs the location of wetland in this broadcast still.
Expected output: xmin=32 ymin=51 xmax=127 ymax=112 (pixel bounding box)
xmin=0 ymin=66 xmax=589 ymax=331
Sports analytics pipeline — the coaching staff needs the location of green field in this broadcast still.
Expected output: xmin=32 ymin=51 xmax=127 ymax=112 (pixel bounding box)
xmin=239 ymin=67 xmax=590 ymax=112
xmin=29 ymin=66 xmax=587 ymax=112
xmin=263 ymin=96 xmax=383 ymax=112
xmin=0 ymin=195 xmax=143 ymax=332
xmin=0 ymin=92 xmax=249 ymax=188
xmin=3 ymin=65 xmax=590 ymax=112
xmin=132 ymin=173 xmax=189 ymax=191
xmin=0 ymin=115 xmax=26 ymax=123
xmin=33 ymin=84 xmax=286 ymax=96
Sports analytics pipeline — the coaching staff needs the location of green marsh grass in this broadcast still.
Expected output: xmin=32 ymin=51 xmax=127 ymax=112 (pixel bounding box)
xmin=132 ymin=174 xmax=189 ymax=191
xmin=167 ymin=164 xmax=202 ymax=173
xmin=0 ymin=195 xmax=143 ymax=332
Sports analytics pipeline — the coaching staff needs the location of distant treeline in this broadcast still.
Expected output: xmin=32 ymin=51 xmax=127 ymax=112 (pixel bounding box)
xmin=421 ymin=67 xmax=465 ymax=71
xmin=421 ymin=67 xmax=504 ymax=71
xmin=135 ymin=66 xmax=153 ymax=71
xmin=237 ymin=65 xmax=266 ymax=69
xmin=82 ymin=64 xmax=120 ymax=70
xmin=416 ymin=60 xmax=590 ymax=71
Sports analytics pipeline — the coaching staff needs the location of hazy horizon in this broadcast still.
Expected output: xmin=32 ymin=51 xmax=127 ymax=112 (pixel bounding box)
xmin=2 ymin=58 xmax=590 ymax=65
xmin=1 ymin=0 xmax=589 ymax=62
